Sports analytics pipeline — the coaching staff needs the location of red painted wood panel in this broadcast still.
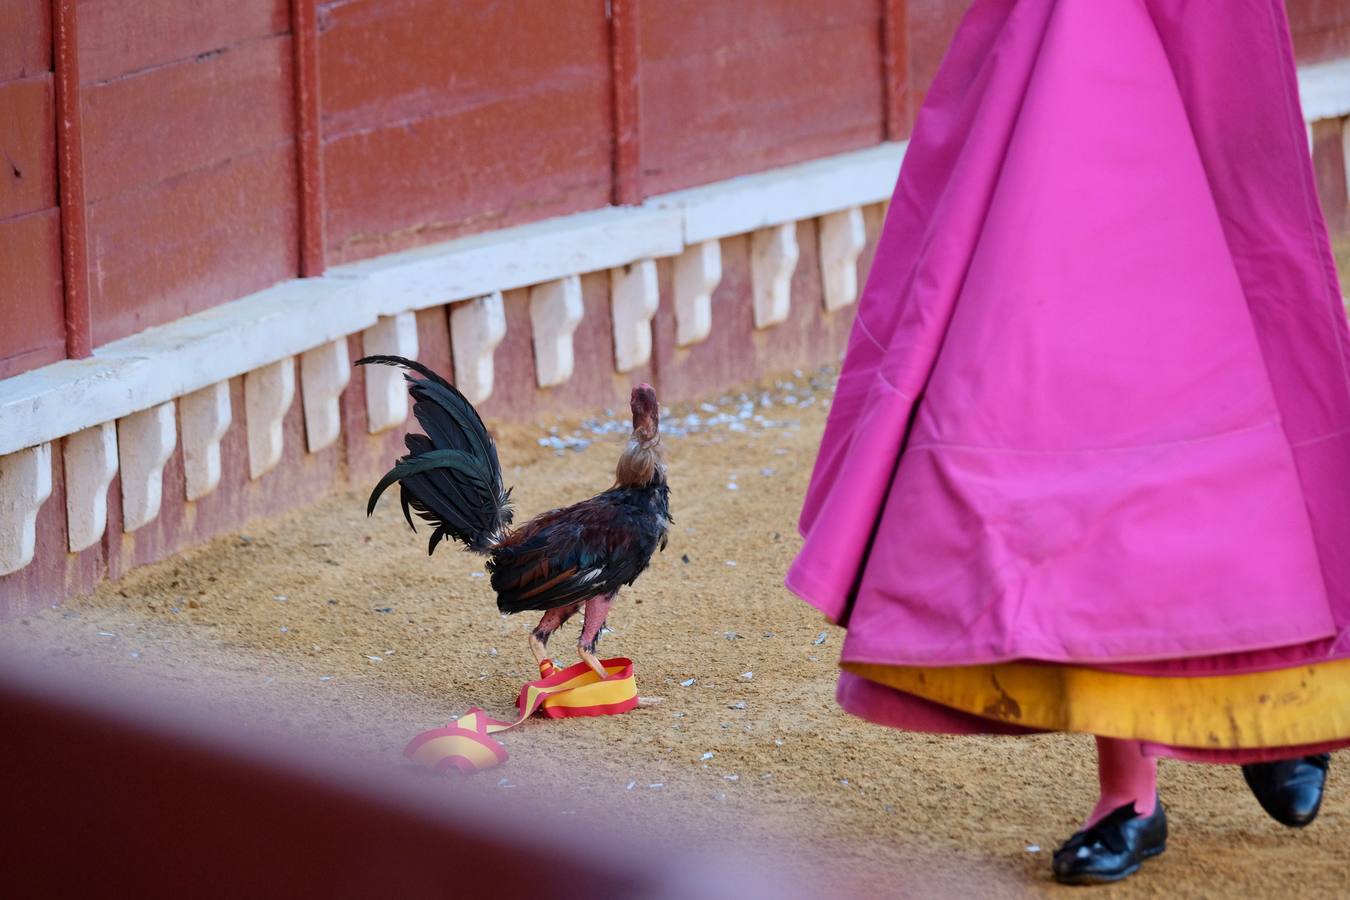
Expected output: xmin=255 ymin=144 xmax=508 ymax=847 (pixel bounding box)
xmin=905 ymin=0 xmax=968 ymax=117
xmin=636 ymin=0 xmax=884 ymax=196
xmin=76 ymin=0 xmax=289 ymax=85
xmin=1288 ymin=0 xmax=1350 ymax=63
xmin=0 ymin=0 xmax=51 ymax=81
xmin=0 ymin=4 xmax=65 ymax=378
xmin=87 ymin=144 xmax=298 ymax=345
xmin=0 ymin=75 xmax=57 ymax=219
xmin=0 ymin=209 xmax=66 ymax=378
xmin=318 ymin=0 xmax=613 ymax=263
xmin=81 ymin=36 xmax=294 ymax=204
xmin=1311 ymin=117 xmax=1348 ymax=237
xmin=882 ymin=0 xmax=911 ymax=140
xmin=903 ymin=2 xmax=1347 ymax=118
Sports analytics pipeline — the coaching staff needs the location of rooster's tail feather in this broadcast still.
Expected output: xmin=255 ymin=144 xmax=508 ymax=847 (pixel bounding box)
xmin=356 ymin=355 xmax=513 ymax=553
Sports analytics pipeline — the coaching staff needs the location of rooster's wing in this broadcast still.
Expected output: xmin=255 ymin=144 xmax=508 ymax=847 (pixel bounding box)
xmin=488 ymin=491 xmax=661 ymax=614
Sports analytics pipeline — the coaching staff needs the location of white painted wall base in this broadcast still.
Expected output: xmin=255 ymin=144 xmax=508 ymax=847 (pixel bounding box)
xmin=244 ymin=359 xmax=295 ymax=480
xmin=300 ymin=339 xmax=351 ymax=453
xmin=451 ymin=293 xmax=507 ymax=405
xmin=819 ymin=207 xmax=866 ymax=312
xmin=674 ymin=240 xmax=722 ymax=347
xmin=649 ymin=142 xmax=906 ymax=243
xmin=611 ymin=260 xmax=660 ymax=373
xmin=361 ymin=313 xmax=418 ymax=434
xmin=0 ymin=443 xmax=52 ymax=576
xmin=117 ymin=402 xmax=177 ymax=533
xmin=64 ymin=423 xmax=117 ymax=553
xmin=529 ymin=276 xmax=585 ymax=388
xmin=180 ymin=382 xmax=231 ymax=502
xmin=751 ymin=224 xmax=799 ymax=329
xmin=1299 ymin=58 xmax=1350 ymax=124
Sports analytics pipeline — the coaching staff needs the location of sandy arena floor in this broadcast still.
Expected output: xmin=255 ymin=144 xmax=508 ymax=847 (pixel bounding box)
xmin=9 ymin=369 xmax=1350 ymax=898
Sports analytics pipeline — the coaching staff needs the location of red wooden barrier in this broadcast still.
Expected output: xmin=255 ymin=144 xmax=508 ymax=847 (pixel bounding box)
xmin=1288 ymin=0 xmax=1350 ymax=61
xmin=634 ymin=0 xmax=884 ymax=196
xmin=0 ymin=0 xmax=66 ymax=378
xmin=291 ymin=0 xmax=325 ymax=276
xmin=0 ymin=652 xmax=775 ymax=899
xmin=318 ymin=0 xmax=614 ymax=264
xmin=81 ymin=1 xmax=298 ymax=346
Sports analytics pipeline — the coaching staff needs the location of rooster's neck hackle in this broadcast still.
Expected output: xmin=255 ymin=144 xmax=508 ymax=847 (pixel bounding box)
xmin=615 ymin=435 xmax=665 ymax=488
xmin=615 ymin=383 xmax=664 ymax=488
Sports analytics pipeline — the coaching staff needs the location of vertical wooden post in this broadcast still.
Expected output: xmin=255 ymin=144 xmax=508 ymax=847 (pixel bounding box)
xmin=291 ymin=0 xmax=325 ymax=276
xmin=609 ymin=0 xmax=641 ymax=206
xmin=51 ymin=0 xmax=91 ymax=359
xmin=881 ymin=0 xmax=910 ymax=141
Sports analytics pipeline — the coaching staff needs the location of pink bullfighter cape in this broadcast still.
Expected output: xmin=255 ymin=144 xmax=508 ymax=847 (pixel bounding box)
xmin=788 ymin=0 xmax=1350 ymax=755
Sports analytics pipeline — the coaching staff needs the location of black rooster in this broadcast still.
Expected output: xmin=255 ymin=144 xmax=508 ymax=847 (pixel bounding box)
xmin=356 ymin=356 xmax=670 ymax=677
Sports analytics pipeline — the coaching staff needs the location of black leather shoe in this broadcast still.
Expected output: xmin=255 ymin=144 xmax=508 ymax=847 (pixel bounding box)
xmin=1241 ymin=753 xmax=1330 ymax=828
xmin=1052 ymin=799 xmax=1167 ymax=885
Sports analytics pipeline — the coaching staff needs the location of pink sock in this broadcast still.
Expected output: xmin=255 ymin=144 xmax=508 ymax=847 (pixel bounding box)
xmin=1084 ymin=737 xmax=1158 ymax=828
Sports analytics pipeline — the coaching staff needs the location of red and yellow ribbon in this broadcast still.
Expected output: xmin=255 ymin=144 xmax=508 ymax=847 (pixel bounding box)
xmin=404 ymin=658 xmax=639 ymax=774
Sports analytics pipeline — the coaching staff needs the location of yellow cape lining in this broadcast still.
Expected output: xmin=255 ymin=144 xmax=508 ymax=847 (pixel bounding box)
xmin=843 ymin=657 xmax=1350 ymax=748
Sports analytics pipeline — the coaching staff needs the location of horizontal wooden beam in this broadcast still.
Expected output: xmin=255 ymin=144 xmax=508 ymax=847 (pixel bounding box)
xmin=1299 ymin=57 xmax=1350 ymax=122
xmin=336 ymin=205 xmax=684 ymax=316
xmin=648 ymin=143 xmax=906 ymax=244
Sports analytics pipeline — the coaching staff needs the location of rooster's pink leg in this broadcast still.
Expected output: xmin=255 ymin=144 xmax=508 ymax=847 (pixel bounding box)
xmin=578 ymin=592 xmax=616 ymax=678
xmin=529 ymin=602 xmax=581 ymax=671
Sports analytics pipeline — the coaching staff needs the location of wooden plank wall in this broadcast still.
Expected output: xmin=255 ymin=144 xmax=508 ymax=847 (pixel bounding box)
xmin=0 ymin=0 xmax=65 ymax=379
xmin=318 ymin=0 xmax=615 ymax=264
xmin=4 ymin=1 xmax=1350 ymax=612
xmin=1290 ymin=0 xmax=1350 ymax=61
xmin=79 ymin=0 xmax=299 ymax=346
xmin=634 ymin=0 xmax=885 ymax=196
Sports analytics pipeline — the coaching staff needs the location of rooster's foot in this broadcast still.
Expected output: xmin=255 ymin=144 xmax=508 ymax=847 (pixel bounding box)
xmin=579 ymin=645 xmax=608 ymax=680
